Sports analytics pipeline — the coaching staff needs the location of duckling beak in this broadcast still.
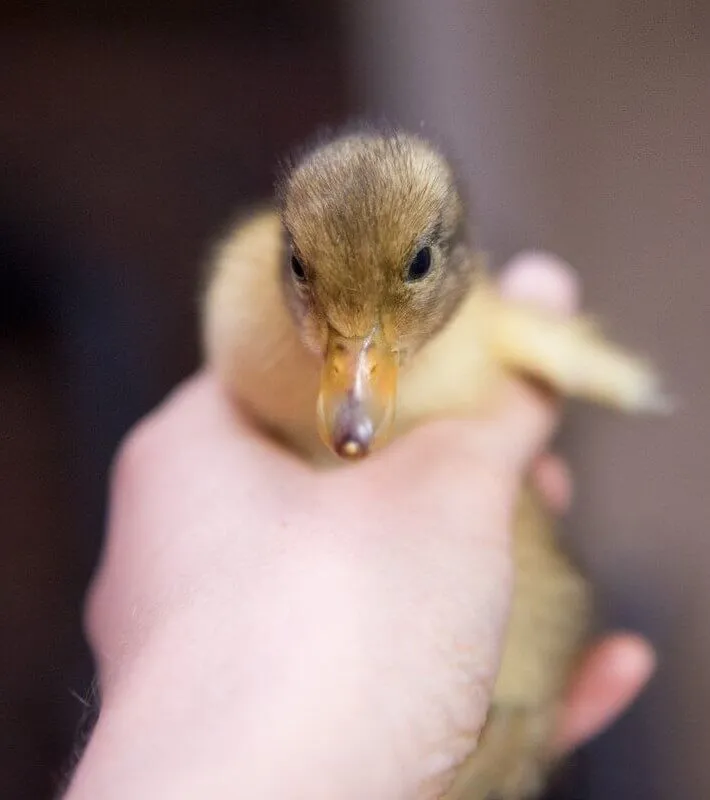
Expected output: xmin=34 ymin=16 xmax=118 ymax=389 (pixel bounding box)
xmin=317 ymin=326 xmax=399 ymax=460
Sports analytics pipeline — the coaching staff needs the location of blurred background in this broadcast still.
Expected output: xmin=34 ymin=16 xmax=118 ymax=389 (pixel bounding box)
xmin=0 ymin=1 xmax=707 ymax=798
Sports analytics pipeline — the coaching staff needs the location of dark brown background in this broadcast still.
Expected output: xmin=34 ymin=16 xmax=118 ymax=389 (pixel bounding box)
xmin=2 ymin=2 xmax=707 ymax=798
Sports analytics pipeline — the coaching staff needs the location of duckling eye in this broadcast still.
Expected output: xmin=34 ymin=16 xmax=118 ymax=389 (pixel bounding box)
xmin=291 ymin=254 xmax=306 ymax=281
xmin=406 ymin=247 xmax=432 ymax=282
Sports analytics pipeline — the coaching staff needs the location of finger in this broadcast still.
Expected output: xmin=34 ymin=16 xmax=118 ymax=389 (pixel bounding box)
xmin=551 ymin=633 xmax=657 ymax=756
xmin=531 ymin=453 xmax=573 ymax=514
xmin=476 ymin=252 xmax=582 ymax=472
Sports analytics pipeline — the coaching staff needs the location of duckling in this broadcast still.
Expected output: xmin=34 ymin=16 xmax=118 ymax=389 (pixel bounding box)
xmin=201 ymin=128 xmax=667 ymax=799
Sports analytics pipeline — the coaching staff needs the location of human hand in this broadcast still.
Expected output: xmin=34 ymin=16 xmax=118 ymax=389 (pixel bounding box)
xmin=67 ymin=255 xmax=654 ymax=800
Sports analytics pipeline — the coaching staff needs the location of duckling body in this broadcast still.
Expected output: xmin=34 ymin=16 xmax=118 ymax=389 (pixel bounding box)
xmin=201 ymin=132 xmax=664 ymax=799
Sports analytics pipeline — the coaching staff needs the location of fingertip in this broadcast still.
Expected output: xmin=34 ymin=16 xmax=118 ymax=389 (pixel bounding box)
xmin=597 ymin=632 xmax=657 ymax=683
xmin=552 ymin=633 xmax=657 ymax=756
xmin=498 ymin=251 xmax=580 ymax=315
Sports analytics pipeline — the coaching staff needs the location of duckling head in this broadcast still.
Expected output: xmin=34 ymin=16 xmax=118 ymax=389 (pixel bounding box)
xmin=276 ymin=128 xmax=474 ymax=460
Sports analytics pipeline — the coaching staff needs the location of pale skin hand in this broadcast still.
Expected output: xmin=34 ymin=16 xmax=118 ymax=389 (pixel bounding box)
xmin=66 ymin=255 xmax=655 ymax=800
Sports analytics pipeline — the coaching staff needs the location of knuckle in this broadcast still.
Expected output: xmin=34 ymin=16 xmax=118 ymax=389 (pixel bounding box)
xmin=108 ymin=413 xmax=160 ymax=497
